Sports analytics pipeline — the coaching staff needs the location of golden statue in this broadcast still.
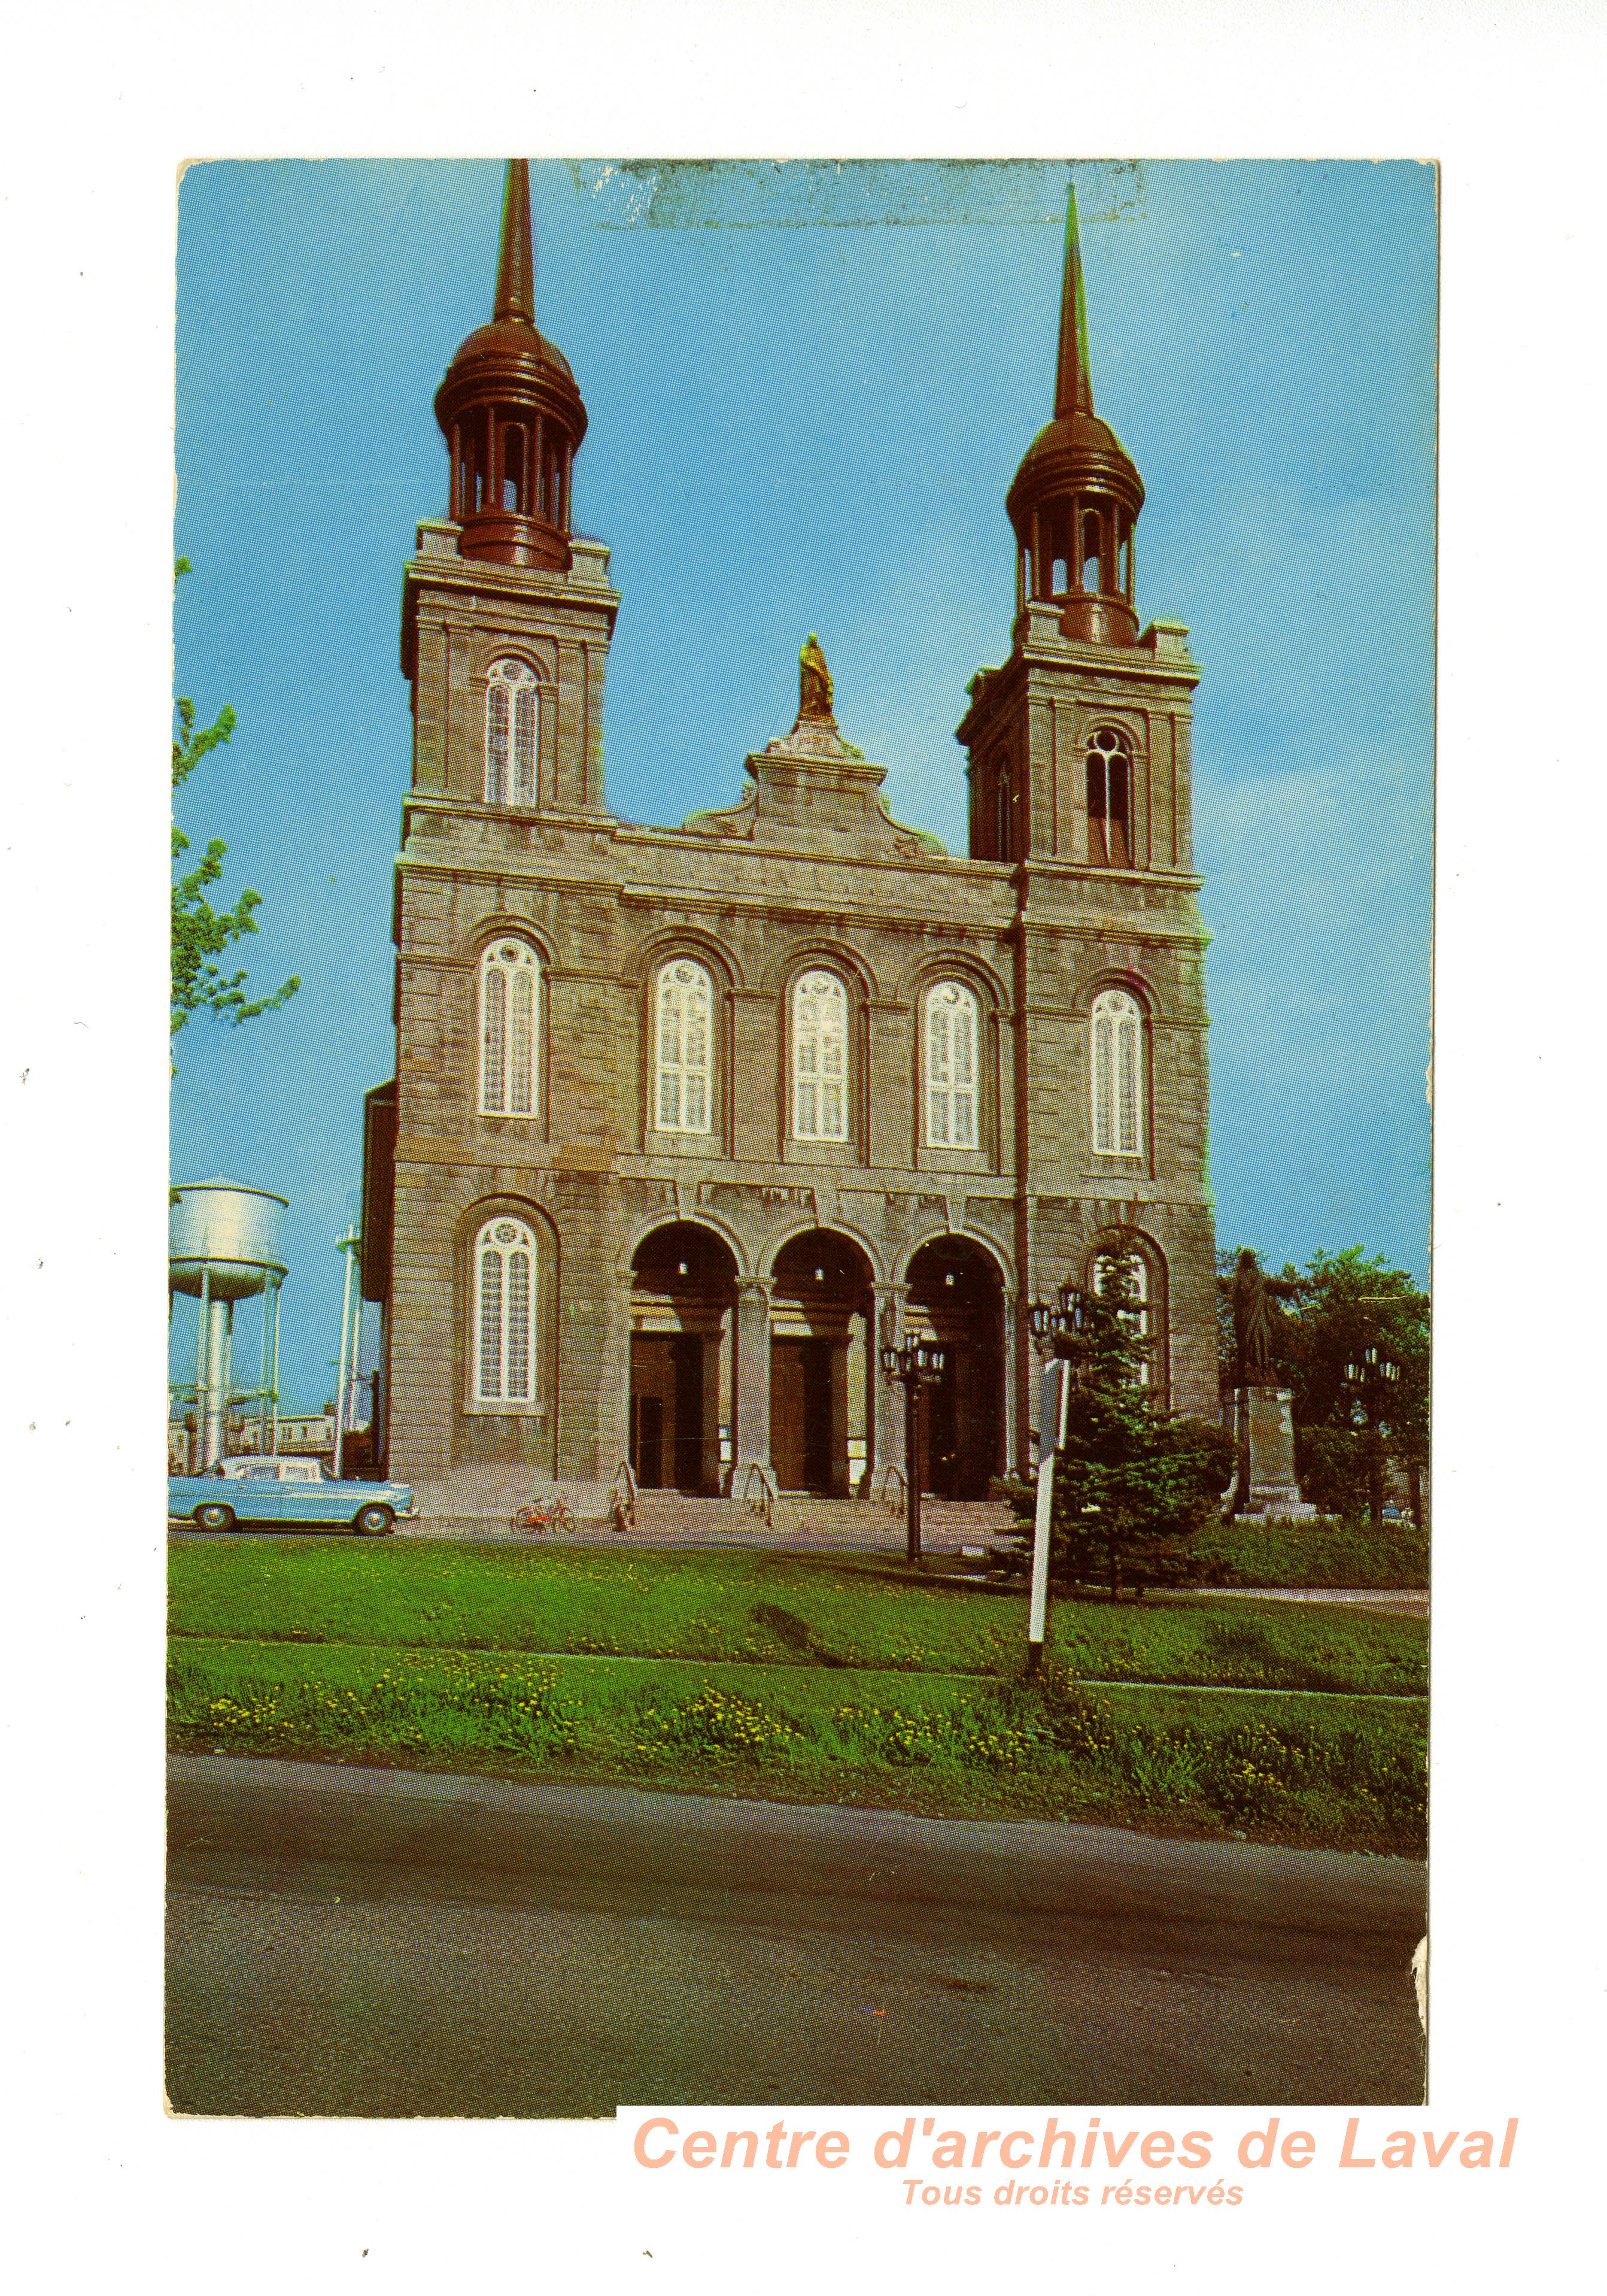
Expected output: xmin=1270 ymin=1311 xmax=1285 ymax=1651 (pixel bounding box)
xmin=798 ymin=632 xmax=834 ymax=722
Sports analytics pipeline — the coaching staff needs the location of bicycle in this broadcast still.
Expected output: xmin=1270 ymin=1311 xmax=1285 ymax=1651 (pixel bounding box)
xmin=511 ymin=1490 xmax=578 ymax=1536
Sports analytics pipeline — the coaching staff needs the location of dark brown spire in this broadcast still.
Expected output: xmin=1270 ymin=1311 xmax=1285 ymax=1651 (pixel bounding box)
xmin=493 ymin=159 xmax=536 ymax=324
xmin=1052 ymin=179 xmax=1095 ymax=421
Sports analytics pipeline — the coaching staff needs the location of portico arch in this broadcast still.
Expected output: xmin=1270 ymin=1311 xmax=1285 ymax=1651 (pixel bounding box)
xmin=628 ymin=1221 xmax=738 ymax=1493
xmin=904 ymin=1233 xmax=1007 ymax=1497
xmin=768 ymin=1228 xmax=876 ymax=1495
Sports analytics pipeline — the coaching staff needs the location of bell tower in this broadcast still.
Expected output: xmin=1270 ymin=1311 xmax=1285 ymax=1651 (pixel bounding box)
xmin=959 ymin=178 xmax=1200 ymax=873
xmin=957 ymin=172 xmax=1217 ymax=1423
xmin=400 ymin=159 xmax=618 ymax=818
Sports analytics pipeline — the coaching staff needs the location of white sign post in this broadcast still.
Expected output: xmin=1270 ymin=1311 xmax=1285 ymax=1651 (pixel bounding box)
xmin=1028 ymin=1356 xmax=1073 ymax=1675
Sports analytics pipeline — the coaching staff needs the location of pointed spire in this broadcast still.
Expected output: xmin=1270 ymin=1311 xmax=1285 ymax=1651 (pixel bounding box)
xmin=1052 ymin=177 xmax=1095 ymax=420
xmin=493 ymin=159 xmax=536 ymax=324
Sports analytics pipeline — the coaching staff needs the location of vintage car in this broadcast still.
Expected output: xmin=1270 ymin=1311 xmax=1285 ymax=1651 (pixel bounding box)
xmin=168 ymin=1455 xmax=417 ymax=1535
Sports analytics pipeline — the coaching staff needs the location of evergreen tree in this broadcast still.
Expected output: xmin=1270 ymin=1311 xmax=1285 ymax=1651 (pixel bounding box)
xmin=1000 ymin=1255 xmax=1234 ymax=1600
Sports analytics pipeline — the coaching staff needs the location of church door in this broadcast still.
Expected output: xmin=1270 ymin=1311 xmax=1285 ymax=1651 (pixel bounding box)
xmin=770 ymin=1337 xmax=834 ymax=1492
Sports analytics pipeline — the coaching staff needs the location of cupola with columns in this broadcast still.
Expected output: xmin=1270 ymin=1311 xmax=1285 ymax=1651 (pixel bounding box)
xmin=433 ymin=160 xmax=588 ymax=569
xmin=1004 ymin=183 xmax=1144 ymax=647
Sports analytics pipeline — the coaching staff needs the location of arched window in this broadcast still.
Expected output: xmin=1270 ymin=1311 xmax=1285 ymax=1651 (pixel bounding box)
xmin=485 ymin=657 xmax=539 ymax=808
xmin=1086 ymin=725 xmax=1132 ymax=867
xmin=473 ymin=1216 xmax=536 ymax=1405
xmin=1090 ymin=988 xmax=1143 ymax=1157
xmin=655 ymin=959 xmax=713 ymax=1135
xmin=480 ymin=941 xmax=540 ymax=1117
xmin=925 ymin=981 xmax=979 ymax=1149
xmin=793 ymin=970 xmax=848 ymax=1142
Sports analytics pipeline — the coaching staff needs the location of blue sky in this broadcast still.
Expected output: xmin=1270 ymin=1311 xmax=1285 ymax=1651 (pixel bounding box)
xmin=172 ymin=157 xmax=1435 ymax=1411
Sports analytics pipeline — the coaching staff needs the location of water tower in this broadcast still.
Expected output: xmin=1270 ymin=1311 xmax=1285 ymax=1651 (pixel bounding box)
xmin=169 ymin=1178 xmax=288 ymax=1468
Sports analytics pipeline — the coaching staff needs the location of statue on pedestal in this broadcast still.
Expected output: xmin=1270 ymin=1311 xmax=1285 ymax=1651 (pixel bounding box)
xmin=1225 ymin=1250 xmax=1317 ymax=1521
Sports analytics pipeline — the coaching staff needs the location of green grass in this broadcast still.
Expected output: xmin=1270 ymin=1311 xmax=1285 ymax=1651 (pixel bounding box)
xmin=169 ymin=1542 xmax=1426 ymax=1696
xmin=168 ymin=1636 xmax=1426 ymax=1854
xmin=1195 ymin=1515 xmax=1429 ymax=1588
xmin=167 ymin=1542 xmax=1427 ymax=1850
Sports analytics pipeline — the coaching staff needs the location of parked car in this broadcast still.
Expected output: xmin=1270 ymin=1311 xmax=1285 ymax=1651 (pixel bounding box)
xmin=168 ymin=1456 xmax=416 ymax=1536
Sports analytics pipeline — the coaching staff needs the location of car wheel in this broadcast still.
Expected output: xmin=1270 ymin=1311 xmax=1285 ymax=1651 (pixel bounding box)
xmin=354 ymin=1503 xmax=395 ymax=1537
xmin=195 ymin=1502 xmax=236 ymax=1532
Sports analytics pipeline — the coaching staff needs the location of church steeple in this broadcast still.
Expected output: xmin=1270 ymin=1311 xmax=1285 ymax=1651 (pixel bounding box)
xmin=433 ymin=160 xmax=588 ymax=570
xmin=1005 ymin=175 xmax=1144 ymax=646
xmin=493 ymin=157 xmax=536 ymax=323
xmin=1053 ymin=181 xmax=1095 ymax=421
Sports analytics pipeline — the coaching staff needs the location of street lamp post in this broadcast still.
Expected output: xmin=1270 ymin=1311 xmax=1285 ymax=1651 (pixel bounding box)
xmin=1343 ymin=1343 xmax=1400 ymax=1525
xmin=1022 ymin=1285 xmax=1092 ymax=1673
xmin=879 ymin=1337 xmax=948 ymax=1564
xmin=333 ymin=1227 xmax=362 ymax=1479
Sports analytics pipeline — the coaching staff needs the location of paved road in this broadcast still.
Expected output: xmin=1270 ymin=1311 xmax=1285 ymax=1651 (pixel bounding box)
xmin=167 ymin=1755 xmax=1425 ymax=2116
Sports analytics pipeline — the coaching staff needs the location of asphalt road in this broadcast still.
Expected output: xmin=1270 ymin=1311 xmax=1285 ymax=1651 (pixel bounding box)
xmin=167 ymin=1755 xmax=1426 ymax=2116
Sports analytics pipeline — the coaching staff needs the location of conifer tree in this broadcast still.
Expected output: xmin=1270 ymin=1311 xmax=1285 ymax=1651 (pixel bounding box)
xmin=1001 ymin=1255 xmax=1233 ymax=1600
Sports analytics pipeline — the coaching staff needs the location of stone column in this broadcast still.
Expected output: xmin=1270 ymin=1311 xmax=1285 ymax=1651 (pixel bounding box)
xmin=731 ymin=1278 xmax=774 ymax=1501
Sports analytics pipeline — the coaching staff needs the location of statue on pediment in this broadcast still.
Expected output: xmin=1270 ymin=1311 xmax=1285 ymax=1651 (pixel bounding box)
xmin=798 ymin=632 xmax=834 ymax=723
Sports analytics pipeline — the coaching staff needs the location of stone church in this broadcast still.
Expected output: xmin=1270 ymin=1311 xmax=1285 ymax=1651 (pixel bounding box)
xmin=360 ymin=161 xmax=1217 ymax=1512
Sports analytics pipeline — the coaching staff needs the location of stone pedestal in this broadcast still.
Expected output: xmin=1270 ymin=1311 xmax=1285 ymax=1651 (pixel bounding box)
xmin=1228 ymin=1384 xmax=1319 ymax=1521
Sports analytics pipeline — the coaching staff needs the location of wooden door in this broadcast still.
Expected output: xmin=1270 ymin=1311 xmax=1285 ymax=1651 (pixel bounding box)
xmin=771 ymin=1339 xmax=807 ymax=1489
xmin=771 ymin=1338 xmax=834 ymax=1492
xmin=671 ymin=1335 xmax=704 ymax=1491
xmin=630 ymin=1393 xmax=664 ymax=1488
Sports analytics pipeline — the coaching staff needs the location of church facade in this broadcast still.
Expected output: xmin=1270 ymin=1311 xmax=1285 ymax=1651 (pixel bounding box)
xmin=360 ymin=162 xmax=1217 ymax=1510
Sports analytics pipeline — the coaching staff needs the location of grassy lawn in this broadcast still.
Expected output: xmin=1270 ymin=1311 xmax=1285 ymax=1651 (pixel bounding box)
xmin=168 ymin=1541 xmax=1426 ymax=1852
xmin=169 ymin=1542 xmax=1427 ymax=1696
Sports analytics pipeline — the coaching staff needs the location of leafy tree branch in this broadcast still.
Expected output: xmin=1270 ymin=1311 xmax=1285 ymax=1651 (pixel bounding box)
xmin=171 ymin=561 xmax=300 ymax=1038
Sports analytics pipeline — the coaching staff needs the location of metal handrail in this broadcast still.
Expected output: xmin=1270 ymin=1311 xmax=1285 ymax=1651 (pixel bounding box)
xmin=609 ymin=1458 xmax=639 ymax=1533
xmin=871 ymin=1463 xmax=907 ymax=1515
xmin=737 ymin=1462 xmax=775 ymax=1527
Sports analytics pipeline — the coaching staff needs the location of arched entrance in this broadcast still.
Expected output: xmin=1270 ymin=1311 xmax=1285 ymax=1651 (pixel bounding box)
xmin=768 ymin=1230 xmax=875 ymax=1495
xmin=629 ymin=1223 xmax=737 ymax=1493
xmin=906 ymin=1236 xmax=1005 ymax=1497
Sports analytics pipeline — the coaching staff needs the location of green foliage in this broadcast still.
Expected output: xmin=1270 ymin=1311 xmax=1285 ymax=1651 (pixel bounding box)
xmin=167 ymin=1638 xmax=1426 ymax=1852
xmin=1195 ymin=1512 xmax=1429 ymax=1590
xmin=1216 ymin=1244 xmax=1430 ymax=1520
xmin=1000 ymin=1257 xmax=1235 ymax=1598
xmin=171 ymin=560 xmax=300 ymax=1038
